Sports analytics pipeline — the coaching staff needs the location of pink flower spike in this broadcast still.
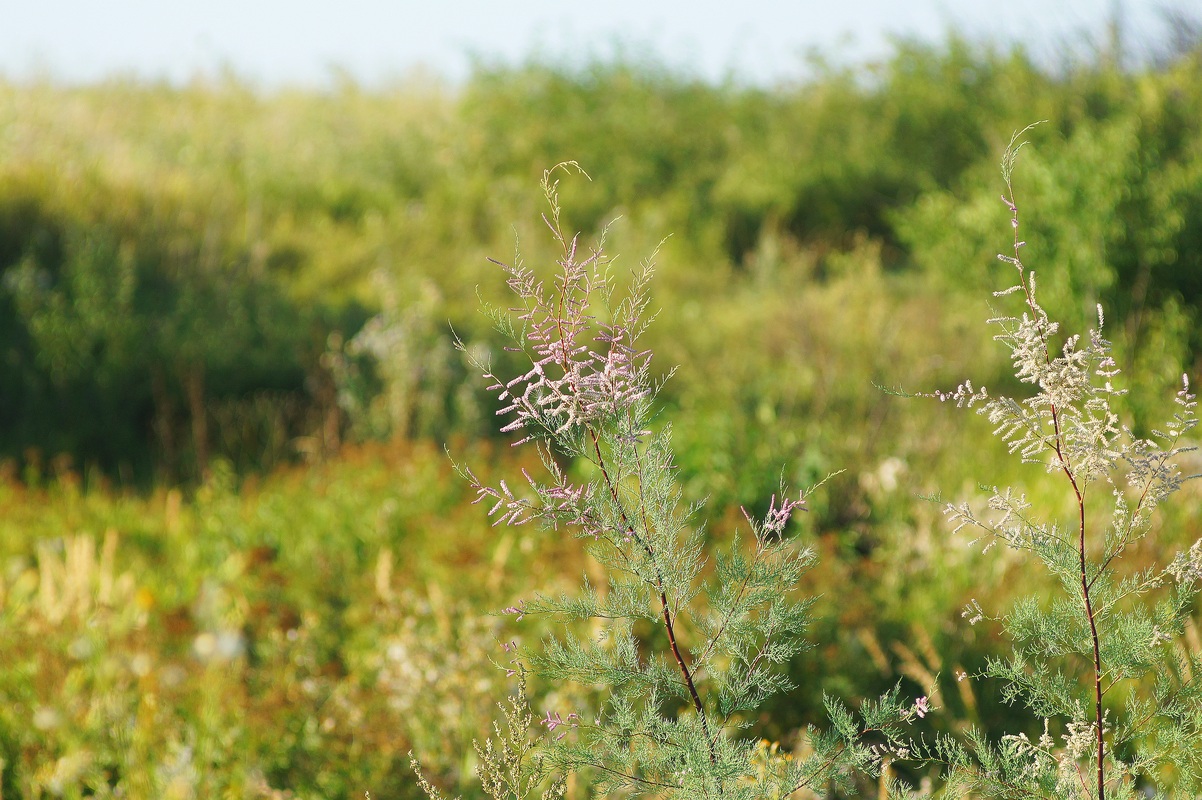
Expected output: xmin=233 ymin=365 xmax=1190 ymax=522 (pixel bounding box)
xmin=914 ymin=696 xmax=930 ymax=719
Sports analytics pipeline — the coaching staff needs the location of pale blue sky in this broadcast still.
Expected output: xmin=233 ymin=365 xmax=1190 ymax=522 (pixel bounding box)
xmin=0 ymin=0 xmax=1175 ymax=87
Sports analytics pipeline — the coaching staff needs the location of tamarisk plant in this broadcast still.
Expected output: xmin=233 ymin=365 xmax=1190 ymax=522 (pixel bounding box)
xmin=424 ymin=163 xmax=909 ymax=799
xmin=412 ymin=673 xmax=568 ymax=800
xmin=916 ymin=129 xmax=1201 ymax=798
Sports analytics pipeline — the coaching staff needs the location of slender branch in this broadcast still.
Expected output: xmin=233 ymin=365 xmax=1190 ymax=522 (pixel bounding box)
xmin=1005 ymin=177 xmax=1105 ymax=799
xmin=1079 ymin=492 xmax=1106 ymax=800
xmin=534 ymin=216 xmax=718 ymax=774
xmin=575 ymin=759 xmax=683 ymax=790
xmin=695 ymin=536 xmax=765 ymax=666
xmin=587 ymin=427 xmax=716 ymax=768
xmin=1091 ymin=427 xmax=1189 ymax=589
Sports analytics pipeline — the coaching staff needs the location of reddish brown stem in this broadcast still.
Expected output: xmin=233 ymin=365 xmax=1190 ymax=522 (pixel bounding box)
xmin=1008 ymin=182 xmax=1105 ymax=800
xmin=1055 ymin=422 xmax=1104 ymax=799
xmin=588 ymin=428 xmax=717 ymax=769
xmin=545 ymin=225 xmax=717 ymax=773
xmin=1009 ymin=193 xmax=1101 ymax=797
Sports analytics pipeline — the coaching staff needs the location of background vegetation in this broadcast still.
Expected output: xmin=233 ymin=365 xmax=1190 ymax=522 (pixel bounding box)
xmin=0 ymin=25 xmax=1200 ymax=797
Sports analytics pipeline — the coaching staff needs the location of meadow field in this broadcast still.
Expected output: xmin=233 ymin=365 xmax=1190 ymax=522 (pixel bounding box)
xmin=1 ymin=32 xmax=1201 ymax=798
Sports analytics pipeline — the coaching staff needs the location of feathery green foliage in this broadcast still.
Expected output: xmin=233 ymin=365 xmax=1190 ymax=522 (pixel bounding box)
xmin=909 ymin=128 xmax=1201 ymax=798
xmin=415 ymin=165 xmax=911 ymax=798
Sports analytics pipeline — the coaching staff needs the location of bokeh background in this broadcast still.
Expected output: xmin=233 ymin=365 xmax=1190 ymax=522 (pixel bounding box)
xmin=1 ymin=2 xmax=1200 ymax=797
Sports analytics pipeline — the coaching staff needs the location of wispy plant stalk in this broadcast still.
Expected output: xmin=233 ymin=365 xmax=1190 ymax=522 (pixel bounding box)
xmin=918 ymin=125 xmax=1201 ymax=798
xmin=424 ymin=163 xmax=903 ymax=799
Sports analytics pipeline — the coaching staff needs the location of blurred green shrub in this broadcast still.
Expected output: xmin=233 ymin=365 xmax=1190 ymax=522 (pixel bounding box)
xmin=2 ymin=36 xmax=1201 ymax=482
xmin=1 ymin=213 xmax=316 ymax=481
